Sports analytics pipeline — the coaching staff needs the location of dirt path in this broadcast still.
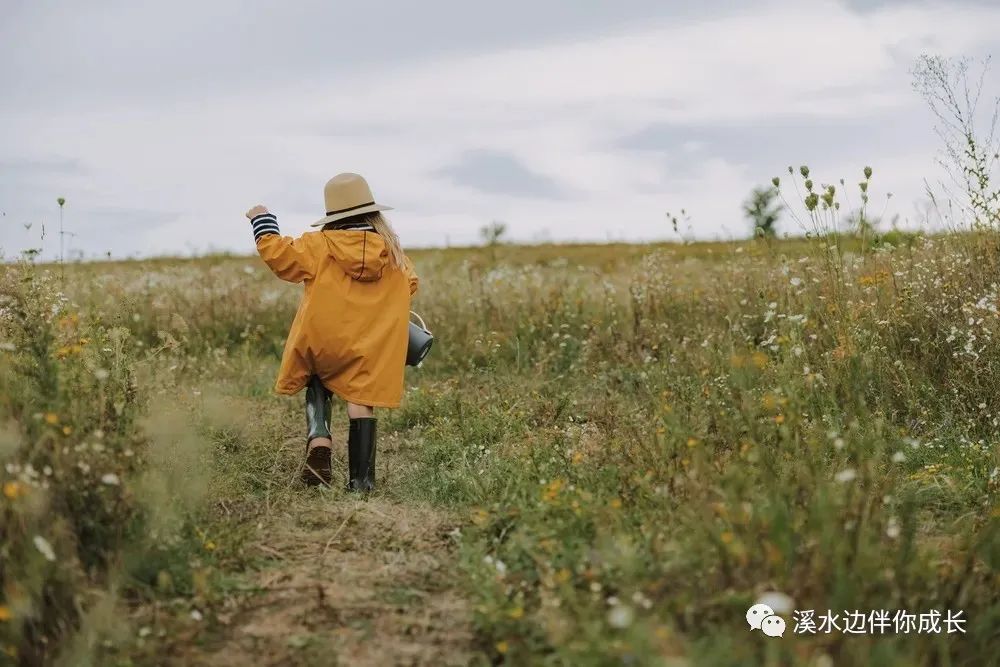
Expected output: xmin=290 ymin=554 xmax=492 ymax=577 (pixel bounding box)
xmin=142 ymin=386 xmax=479 ymax=667
xmin=199 ymin=496 xmax=474 ymax=666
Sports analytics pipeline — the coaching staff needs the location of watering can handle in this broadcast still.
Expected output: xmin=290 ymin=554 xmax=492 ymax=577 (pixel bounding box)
xmin=410 ymin=310 xmax=430 ymax=333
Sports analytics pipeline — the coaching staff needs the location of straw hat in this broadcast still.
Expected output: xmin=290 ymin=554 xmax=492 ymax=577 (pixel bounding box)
xmin=311 ymin=173 xmax=393 ymax=227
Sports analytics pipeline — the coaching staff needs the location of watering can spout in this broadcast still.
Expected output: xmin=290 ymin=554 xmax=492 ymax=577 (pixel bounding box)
xmin=407 ymin=311 xmax=434 ymax=367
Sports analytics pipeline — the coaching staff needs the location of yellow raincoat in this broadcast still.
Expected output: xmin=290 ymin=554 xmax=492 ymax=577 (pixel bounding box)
xmin=252 ymin=214 xmax=418 ymax=407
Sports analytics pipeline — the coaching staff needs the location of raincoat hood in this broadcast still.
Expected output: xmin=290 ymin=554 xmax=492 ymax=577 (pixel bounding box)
xmin=323 ymin=230 xmax=387 ymax=282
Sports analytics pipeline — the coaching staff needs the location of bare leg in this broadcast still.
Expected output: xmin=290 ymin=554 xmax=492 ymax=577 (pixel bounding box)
xmin=347 ymin=402 xmax=374 ymax=419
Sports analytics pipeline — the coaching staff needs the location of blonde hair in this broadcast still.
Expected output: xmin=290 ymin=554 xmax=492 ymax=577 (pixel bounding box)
xmin=324 ymin=211 xmax=406 ymax=269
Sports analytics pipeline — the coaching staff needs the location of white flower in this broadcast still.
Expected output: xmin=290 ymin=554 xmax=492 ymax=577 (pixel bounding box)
xmin=94 ymin=368 xmax=109 ymax=381
xmin=190 ymin=609 xmax=203 ymax=621
xmin=891 ymin=451 xmax=906 ymax=463
xmin=101 ymin=473 xmax=121 ymax=486
xmin=607 ymin=605 xmax=634 ymax=629
xmin=33 ymin=535 xmax=57 ymax=562
xmin=886 ymin=517 xmax=901 ymax=539
xmin=756 ymin=591 xmax=794 ymax=614
xmin=790 ymin=277 xmax=802 ymax=287
xmin=834 ymin=468 xmax=857 ymax=483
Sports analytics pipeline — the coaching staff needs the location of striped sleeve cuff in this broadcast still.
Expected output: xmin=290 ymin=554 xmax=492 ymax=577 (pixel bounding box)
xmin=251 ymin=213 xmax=280 ymax=242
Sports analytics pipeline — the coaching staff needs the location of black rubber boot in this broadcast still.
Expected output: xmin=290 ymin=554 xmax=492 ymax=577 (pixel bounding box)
xmin=302 ymin=375 xmax=333 ymax=486
xmin=347 ymin=417 xmax=377 ymax=492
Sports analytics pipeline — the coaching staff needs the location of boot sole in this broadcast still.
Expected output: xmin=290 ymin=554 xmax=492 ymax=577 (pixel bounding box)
xmin=302 ymin=445 xmax=332 ymax=487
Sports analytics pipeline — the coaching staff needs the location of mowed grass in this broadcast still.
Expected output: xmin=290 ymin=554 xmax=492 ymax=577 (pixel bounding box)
xmin=1 ymin=231 xmax=999 ymax=665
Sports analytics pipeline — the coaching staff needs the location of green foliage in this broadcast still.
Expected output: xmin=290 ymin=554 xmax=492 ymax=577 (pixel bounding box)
xmin=7 ymin=226 xmax=1000 ymax=664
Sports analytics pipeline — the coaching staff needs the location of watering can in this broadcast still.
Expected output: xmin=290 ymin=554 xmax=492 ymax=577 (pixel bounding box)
xmin=406 ymin=311 xmax=433 ymax=366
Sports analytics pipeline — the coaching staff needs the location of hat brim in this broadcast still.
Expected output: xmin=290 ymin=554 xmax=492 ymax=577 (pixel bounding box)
xmin=310 ymin=203 xmax=393 ymax=227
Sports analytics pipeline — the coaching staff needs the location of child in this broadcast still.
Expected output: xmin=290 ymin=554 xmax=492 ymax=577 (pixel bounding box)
xmin=245 ymin=173 xmax=418 ymax=491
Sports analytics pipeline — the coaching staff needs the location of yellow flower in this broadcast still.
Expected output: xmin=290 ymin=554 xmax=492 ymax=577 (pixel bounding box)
xmin=62 ymin=425 xmax=72 ymax=436
xmin=609 ymin=498 xmax=622 ymax=510
xmin=750 ymin=351 xmax=768 ymax=369
xmin=3 ymin=481 xmax=21 ymax=500
xmin=542 ymin=478 xmax=564 ymax=503
xmin=555 ymin=568 xmax=571 ymax=584
xmin=204 ymin=541 xmax=217 ymax=552
xmin=44 ymin=413 xmax=59 ymax=425
xmin=774 ymin=415 xmax=785 ymax=425
xmin=471 ymin=508 xmax=490 ymax=527
xmin=508 ymin=606 xmax=524 ymax=620
xmin=571 ymin=451 xmax=585 ymax=465
xmin=686 ymin=437 xmax=699 ymax=448
xmin=0 ymin=606 xmax=11 ymax=622
xmin=720 ymin=531 xmax=734 ymax=544
xmin=495 ymin=640 xmax=509 ymax=655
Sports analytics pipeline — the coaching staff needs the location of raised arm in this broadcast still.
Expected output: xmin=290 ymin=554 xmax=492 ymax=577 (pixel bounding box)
xmin=246 ymin=205 xmax=317 ymax=283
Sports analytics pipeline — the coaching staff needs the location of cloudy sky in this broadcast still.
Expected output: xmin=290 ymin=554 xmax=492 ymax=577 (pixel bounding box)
xmin=1 ymin=0 xmax=998 ymax=259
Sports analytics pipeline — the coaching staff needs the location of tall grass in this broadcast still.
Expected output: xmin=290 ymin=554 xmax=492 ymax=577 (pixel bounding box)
xmin=4 ymin=225 xmax=1000 ymax=664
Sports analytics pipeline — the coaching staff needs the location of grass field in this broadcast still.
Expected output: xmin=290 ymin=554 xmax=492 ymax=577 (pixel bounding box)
xmin=2 ymin=231 xmax=999 ymax=665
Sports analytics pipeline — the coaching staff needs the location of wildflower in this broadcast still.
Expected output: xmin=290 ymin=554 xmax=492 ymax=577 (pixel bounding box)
xmin=542 ymin=478 xmax=564 ymax=503
xmin=62 ymin=425 xmax=72 ymax=436
xmin=686 ymin=437 xmax=699 ymax=448
xmin=190 ymin=609 xmax=203 ymax=622
xmin=774 ymin=415 xmax=785 ymax=424
xmin=607 ymin=605 xmax=635 ymax=629
xmin=2 ymin=481 xmax=21 ymax=500
xmin=33 ymin=535 xmax=56 ymax=562
xmin=94 ymin=368 xmax=109 ymax=381
xmin=495 ymin=641 xmax=509 ymax=655
xmin=508 ymin=606 xmax=524 ymax=620
xmin=756 ymin=591 xmax=794 ymax=615
xmin=886 ymin=517 xmax=901 ymax=539
xmin=0 ymin=606 xmax=10 ymax=622
xmin=101 ymin=473 xmax=121 ymax=486
xmin=720 ymin=531 xmax=735 ymax=544
xmin=204 ymin=541 xmax=217 ymax=551
xmin=609 ymin=498 xmax=622 ymax=509
xmin=44 ymin=413 xmax=59 ymax=425
xmin=834 ymin=468 xmax=857 ymax=483
xmin=891 ymin=451 xmax=906 ymax=463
